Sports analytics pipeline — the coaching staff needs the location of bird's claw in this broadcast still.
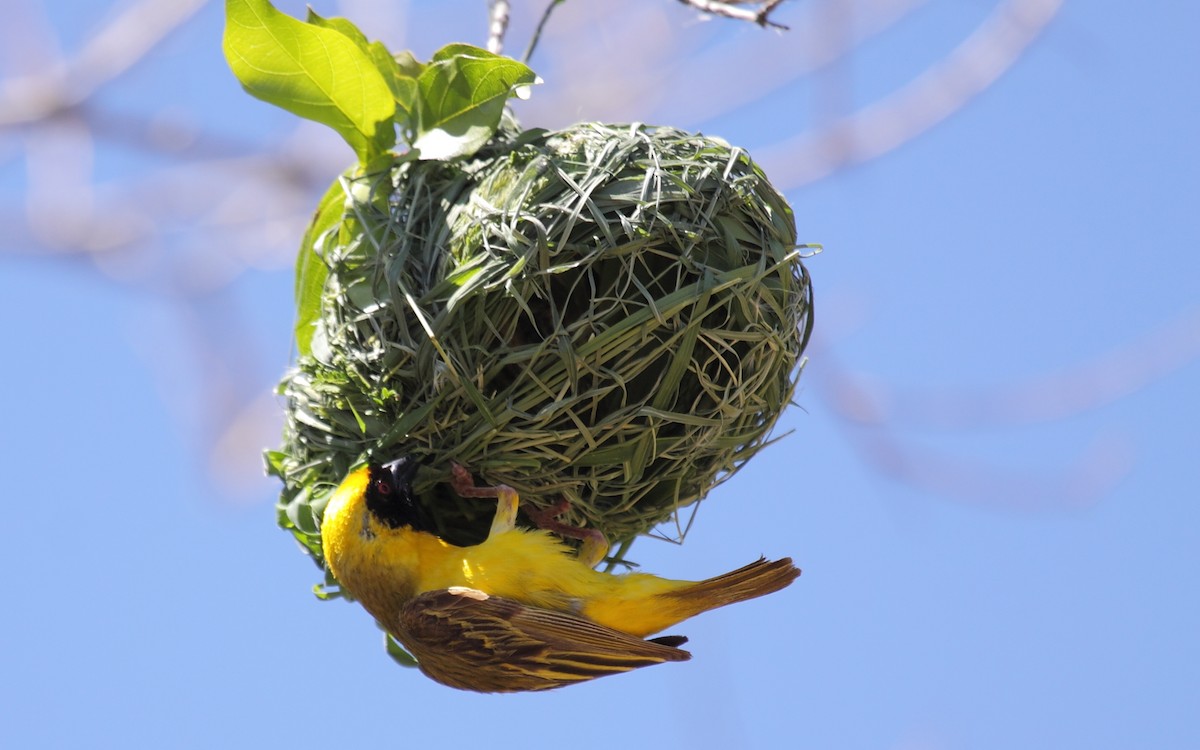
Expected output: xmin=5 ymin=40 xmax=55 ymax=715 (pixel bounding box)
xmin=450 ymin=462 xmax=609 ymax=567
xmin=449 ymin=461 xmax=519 ymax=536
xmin=524 ymin=499 xmax=609 ymax=569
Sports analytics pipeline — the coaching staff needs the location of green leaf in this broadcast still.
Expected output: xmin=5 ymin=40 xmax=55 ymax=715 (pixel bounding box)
xmin=389 ymin=52 xmax=425 ymax=135
xmin=303 ymin=7 xmax=371 ymax=48
xmin=294 ymin=175 xmax=347 ymax=356
xmin=285 ymin=493 xmax=320 ymax=535
xmin=305 ymin=9 xmax=419 ymax=125
xmin=223 ymin=0 xmax=396 ymax=162
xmin=394 ymin=51 xmax=426 ymax=79
xmin=385 ymin=633 xmax=419 ymax=668
xmin=412 ymin=44 xmax=538 ymax=160
xmin=372 ymin=48 xmax=419 ymax=121
xmin=313 ymin=577 xmax=344 ymax=601
xmin=263 ymin=450 xmax=287 ymax=478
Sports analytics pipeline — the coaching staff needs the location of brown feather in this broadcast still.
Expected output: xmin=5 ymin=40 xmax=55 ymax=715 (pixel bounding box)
xmin=395 ymin=588 xmax=691 ymax=692
xmin=663 ymin=557 xmax=801 ymax=613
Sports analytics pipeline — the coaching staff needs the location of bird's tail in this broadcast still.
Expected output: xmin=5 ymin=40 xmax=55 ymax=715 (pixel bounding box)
xmin=664 ymin=557 xmax=800 ymax=616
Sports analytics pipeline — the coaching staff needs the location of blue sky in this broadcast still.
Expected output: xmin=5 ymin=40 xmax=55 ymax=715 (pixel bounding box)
xmin=2 ymin=2 xmax=1198 ymax=748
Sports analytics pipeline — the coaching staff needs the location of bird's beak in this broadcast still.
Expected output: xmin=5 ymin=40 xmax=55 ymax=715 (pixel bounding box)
xmin=382 ymin=455 xmax=421 ymax=490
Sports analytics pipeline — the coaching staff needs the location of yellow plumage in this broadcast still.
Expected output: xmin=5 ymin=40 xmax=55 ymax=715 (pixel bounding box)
xmin=320 ymin=457 xmax=799 ymax=692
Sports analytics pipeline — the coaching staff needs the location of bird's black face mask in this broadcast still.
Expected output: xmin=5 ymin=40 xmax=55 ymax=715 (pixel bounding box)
xmin=365 ymin=456 xmax=435 ymax=532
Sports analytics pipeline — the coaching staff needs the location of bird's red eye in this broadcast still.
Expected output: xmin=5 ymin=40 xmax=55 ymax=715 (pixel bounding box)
xmin=374 ymin=479 xmax=392 ymax=495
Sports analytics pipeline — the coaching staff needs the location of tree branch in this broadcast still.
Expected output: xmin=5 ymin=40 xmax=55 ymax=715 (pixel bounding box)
xmin=523 ymin=0 xmax=568 ymax=64
xmin=676 ymin=0 xmax=790 ymax=30
xmin=487 ymin=0 xmax=511 ymax=54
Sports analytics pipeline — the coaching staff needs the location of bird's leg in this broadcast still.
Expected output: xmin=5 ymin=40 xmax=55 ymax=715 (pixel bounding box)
xmin=449 ymin=463 xmax=610 ymax=568
xmin=449 ymin=462 xmax=518 ymax=537
xmin=524 ymin=500 xmax=609 ymax=569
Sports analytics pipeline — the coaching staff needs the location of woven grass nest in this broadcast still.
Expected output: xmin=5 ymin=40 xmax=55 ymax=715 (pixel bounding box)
xmin=270 ymin=121 xmax=814 ymax=568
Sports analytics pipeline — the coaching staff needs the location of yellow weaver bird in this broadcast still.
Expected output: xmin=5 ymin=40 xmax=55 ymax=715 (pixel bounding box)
xmin=320 ymin=456 xmax=800 ymax=692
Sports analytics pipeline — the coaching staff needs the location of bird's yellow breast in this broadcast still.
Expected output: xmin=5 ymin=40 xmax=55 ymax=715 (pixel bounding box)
xmin=321 ymin=467 xmax=444 ymax=607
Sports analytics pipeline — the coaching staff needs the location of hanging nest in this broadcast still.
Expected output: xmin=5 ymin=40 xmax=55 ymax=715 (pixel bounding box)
xmin=268 ymin=121 xmax=814 ymax=568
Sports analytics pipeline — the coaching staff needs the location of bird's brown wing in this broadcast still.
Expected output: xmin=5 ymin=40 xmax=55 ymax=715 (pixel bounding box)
xmin=396 ymin=587 xmax=691 ymax=693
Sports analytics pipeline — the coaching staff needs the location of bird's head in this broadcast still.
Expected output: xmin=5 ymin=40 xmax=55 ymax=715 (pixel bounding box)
xmin=363 ymin=456 xmax=425 ymax=530
xmin=321 ymin=453 xmax=439 ymax=619
xmin=321 ymin=455 xmax=437 ymax=586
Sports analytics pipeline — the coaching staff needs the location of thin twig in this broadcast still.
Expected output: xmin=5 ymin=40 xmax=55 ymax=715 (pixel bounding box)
xmin=486 ymin=0 xmax=511 ymax=54
xmin=646 ymin=0 xmax=925 ymax=125
xmin=523 ymin=0 xmax=568 ymax=64
xmin=676 ymin=0 xmax=790 ymax=30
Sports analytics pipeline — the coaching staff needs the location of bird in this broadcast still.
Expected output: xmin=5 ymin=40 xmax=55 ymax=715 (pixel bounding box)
xmin=319 ymin=455 xmax=800 ymax=692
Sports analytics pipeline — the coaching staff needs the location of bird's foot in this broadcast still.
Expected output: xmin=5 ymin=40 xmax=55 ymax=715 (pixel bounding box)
xmin=449 ymin=463 xmax=609 ymax=567
xmin=449 ymin=462 xmax=519 ymax=536
xmin=524 ymin=499 xmax=609 ymax=569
